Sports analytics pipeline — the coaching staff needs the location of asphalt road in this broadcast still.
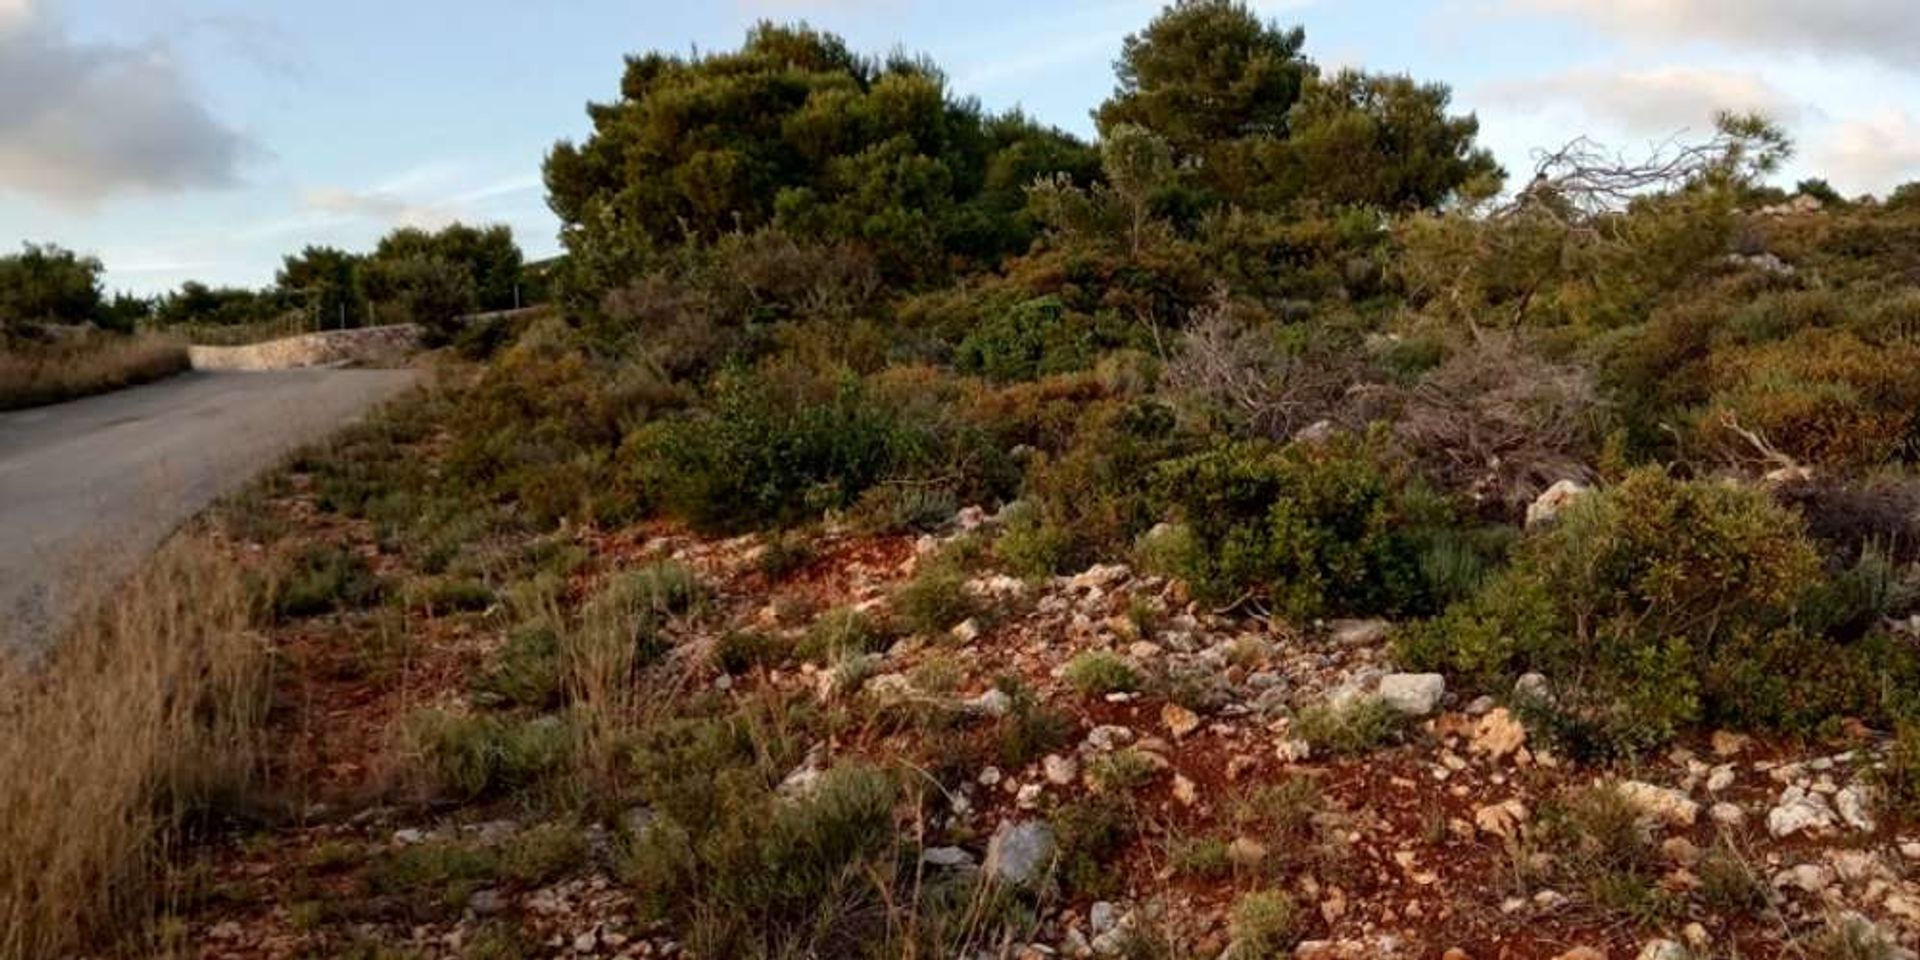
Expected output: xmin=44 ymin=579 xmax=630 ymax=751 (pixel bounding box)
xmin=0 ymin=369 xmax=417 ymax=651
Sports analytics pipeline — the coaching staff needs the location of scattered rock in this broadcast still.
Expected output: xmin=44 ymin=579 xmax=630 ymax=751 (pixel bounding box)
xmin=1161 ymin=703 xmax=1201 ymax=738
xmin=1227 ymin=837 xmax=1270 ymax=867
xmin=1089 ymin=901 xmax=1120 ymax=937
xmin=468 ymin=889 xmax=508 ymax=915
xmin=1709 ymin=802 xmax=1747 ymax=829
xmin=1551 ymin=948 xmax=1606 ymax=960
xmin=1376 ymin=673 xmax=1445 ymax=716
xmin=964 ymin=688 xmax=1013 ymax=718
xmin=1293 ymin=419 xmax=1340 ymax=445
xmin=922 ymin=846 xmax=976 ymax=869
xmin=1469 ymin=708 xmax=1527 ymax=761
xmin=1768 ymin=785 xmax=1837 ymax=838
xmin=1835 ymin=784 xmax=1877 ymax=832
xmin=1710 ymin=730 xmax=1750 ymax=757
xmin=1514 ymin=672 xmax=1551 ymax=702
xmin=1635 ymin=941 xmax=1687 ymax=960
xmin=1043 ymin=754 xmax=1079 ymax=786
xmin=1327 ymin=619 xmax=1390 ymax=648
xmin=1172 ymin=773 xmax=1198 ymax=806
xmin=1526 ymin=480 xmax=1589 ymax=528
xmin=1474 ymin=799 xmax=1528 ymax=839
xmin=1618 ymin=781 xmax=1699 ymax=828
xmin=1773 ymin=862 xmax=1835 ymax=894
xmin=985 ymin=820 xmax=1056 ymax=887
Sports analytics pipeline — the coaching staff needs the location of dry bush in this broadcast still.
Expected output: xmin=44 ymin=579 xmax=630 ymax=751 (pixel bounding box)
xmin=1393 ymin=331 xmax=1599 ymax=512
xmin=1163 ymin=296 xmax=1358 ymax=440
xmin=0 ymin=536 xmax=269 ymax=959
xmin=0 ymin=332 xmax=189 ymax=410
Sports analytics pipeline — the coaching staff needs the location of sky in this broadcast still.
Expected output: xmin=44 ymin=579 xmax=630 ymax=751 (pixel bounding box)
xmin=7 ymin=0 xmax=1920 ymax=295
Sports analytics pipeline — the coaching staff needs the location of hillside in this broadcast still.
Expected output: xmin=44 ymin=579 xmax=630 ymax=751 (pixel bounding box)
xmin=11 ymin=3 xmax=1920 ymax=959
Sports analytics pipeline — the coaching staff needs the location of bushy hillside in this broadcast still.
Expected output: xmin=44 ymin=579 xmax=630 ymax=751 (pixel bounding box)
xmin=14 ymin=3 xmax=1920 ymax=959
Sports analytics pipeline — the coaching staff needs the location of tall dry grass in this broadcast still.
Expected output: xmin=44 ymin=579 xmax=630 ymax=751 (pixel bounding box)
xmin=0 ymin=332 xmax=191 ymax=411
xmin=0 ymin=536 xmax=269 ymax=959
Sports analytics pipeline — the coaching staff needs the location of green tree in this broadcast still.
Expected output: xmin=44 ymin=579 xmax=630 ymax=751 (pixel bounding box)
xmin=371 ymin=256 xmax=478 ymax=345
xmin=1095 ymin=0 xmax=1311 ymax=158
xmin=1273 ymin=69 xmax=1502 ymax=210
xmin=0 ymin=243 xmax=105 ymax=333
xmin=367 ymin=224 xmax=522 ymax=312
xmin=277 ymin=246 xmax=366 ymax=329
xmin=544 ymin=22 xmax=1094 ymax=288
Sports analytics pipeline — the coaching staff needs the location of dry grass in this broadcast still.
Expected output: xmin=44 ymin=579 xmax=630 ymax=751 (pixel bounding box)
xmin=0 ymin=536 xmax=269 ymax=959
xmin=0 ymin=332 xmax=191 ymax=411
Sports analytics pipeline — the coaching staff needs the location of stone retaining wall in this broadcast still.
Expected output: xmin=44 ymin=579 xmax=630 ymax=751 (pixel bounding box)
xmin=188 ymin=324 xmax=422 ymax=371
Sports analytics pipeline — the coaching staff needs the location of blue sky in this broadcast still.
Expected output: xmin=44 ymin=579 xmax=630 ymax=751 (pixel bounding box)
xmin=6 ymin=0 xmax=1920 ymax=294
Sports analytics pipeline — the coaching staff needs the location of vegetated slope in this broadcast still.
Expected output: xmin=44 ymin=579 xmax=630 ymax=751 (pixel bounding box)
xmin=18 ymin=3 xmax=1920 ymax=959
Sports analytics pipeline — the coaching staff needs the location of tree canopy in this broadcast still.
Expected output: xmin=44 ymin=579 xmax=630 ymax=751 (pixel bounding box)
xmin=543 ymin=23 xmax=1097 ymax=283
xmin=0 ymin=243 xmax=105 ymax=333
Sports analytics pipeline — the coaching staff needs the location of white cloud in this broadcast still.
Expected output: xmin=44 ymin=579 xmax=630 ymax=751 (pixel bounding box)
xmin=1510 ymin=0 xmax=1920 ymax=71
xmin=0 ymin=12 xmax=252 ymax=207
xmin=0 ymin=0 xmax=32 ymax=31
xmin=1481 ymin=65 xmax=1801 ymax=134
xmin=1814 ymin=108 xmax=1920 ymax=193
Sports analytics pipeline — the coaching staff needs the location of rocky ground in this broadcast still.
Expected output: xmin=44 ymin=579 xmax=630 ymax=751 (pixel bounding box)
xmin=170 ymin=488 xmax=1920 ymax=960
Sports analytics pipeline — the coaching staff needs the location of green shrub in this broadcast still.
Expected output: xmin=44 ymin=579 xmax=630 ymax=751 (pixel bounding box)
xmin=271 ymin=544 xmax=383 ymax=618
xmin=1225 ymin=890 xmax=1297 ymax=959
xmin=994 ymin=500 xmax=1076 ymax=578
xmin=619 ymin=759 xmax=904 ymax=958
xmin=404 ymin=576 xmax=494 ymax=614
xmin=1397 ymin=468 xmax=1902 ymax=754
xmin=366 ymin=838 xmax=501 ymax=914
xmin=409 ymin=711 xmax=573 ymax=801
xmin=954 ymin=296 xmax=1132 ymax=382
xmin=1063 ymin=651 xmax=1139 ymax=697
xmin=1292 ymin=698 xmax=1404 ymax=755
xmin=500 ymin=822 xmax=588 ymax=886
xmin=992 ymin=676 xmax=1074 ymax=767
xmin=795 ymin=607 xmax=886 ymax=662
xmin=627 ymin=367 xmax=924 ymax=532
xmin=894 ymin=564 xmax=978 ymax=636
xmin=1148 ymin=433 xmax=1451 ymax=620
xmin=474 ymin=624 xmax=562 ymax=709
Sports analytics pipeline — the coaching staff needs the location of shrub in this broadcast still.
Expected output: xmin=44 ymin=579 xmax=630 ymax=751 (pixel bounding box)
xmin=1398 ymin=468 xmax=1909 ymax=753
xmin=408 ymin=711 xmax=574 ymax=801
xmin=1148 ymin=433 xmax=1456 ymax=620
xmin=1063 ymin=651 xmax=1140 ymax=697
xmin=992 ymin=676 xmax=1075 ymax=767
xmin=1016 ymin=398 xmax=1187 ymax=572
xmin=474 ymin=624 xmax=562 ymax=709
xmin=1292 ymin=698 xmax=1404 ymax=755
xmin=628 ymin=366 xmax=921 ymax=532
xmin=1225 ymin=890 xmax=1297 ymax=960
xmin=893 ymin=564 xmax=978 ymax=637
xmin=954 ymin=296 xmax=1131 ymax=382
xmin=271 ymin=544 xmax=383 ymax=618
xmin=619 ymin=759 xmax=905 ymax=958
xmin=795 ymin=607 xmax=886 ymax=662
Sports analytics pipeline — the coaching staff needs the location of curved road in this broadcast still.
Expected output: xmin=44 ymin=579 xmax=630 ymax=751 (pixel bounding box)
xmin=0 ymin=369 xmax=417 ymax=650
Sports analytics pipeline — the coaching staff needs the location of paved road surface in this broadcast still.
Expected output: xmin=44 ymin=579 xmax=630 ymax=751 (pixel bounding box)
xmin=0 ymin=369 xmax=417 ymax=650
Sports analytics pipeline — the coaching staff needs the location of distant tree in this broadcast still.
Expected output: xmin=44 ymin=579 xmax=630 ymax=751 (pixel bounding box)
xmin=544 ymin=23 xmax=1095 ymax=287
xmin=1093 ymin=3 xmax=1497 ymax=213
xmin=1095 ymin=0 xmax=1311 ymax=158
xmin=277 ymin=246 xmax=366 ymax=329
xmin=1889 ymin=181 xmax=1920 ymax=211
xmin=1794 ymin=177 xmax=1847 ymax=208
xmin=368 ymin=224 xmax=522 ymax=311
xmin=1271 ymin=69 xmax=1503 ymax=210
xmin=0 ymin=243 xmax=105 ymax=333
xmin=99 ymin=292 xmax=154 ymax=334
xmin=153 ymin=281 xmax=285 ymax=327
xmin=372 ymin=256 xmax=477 ymax=345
